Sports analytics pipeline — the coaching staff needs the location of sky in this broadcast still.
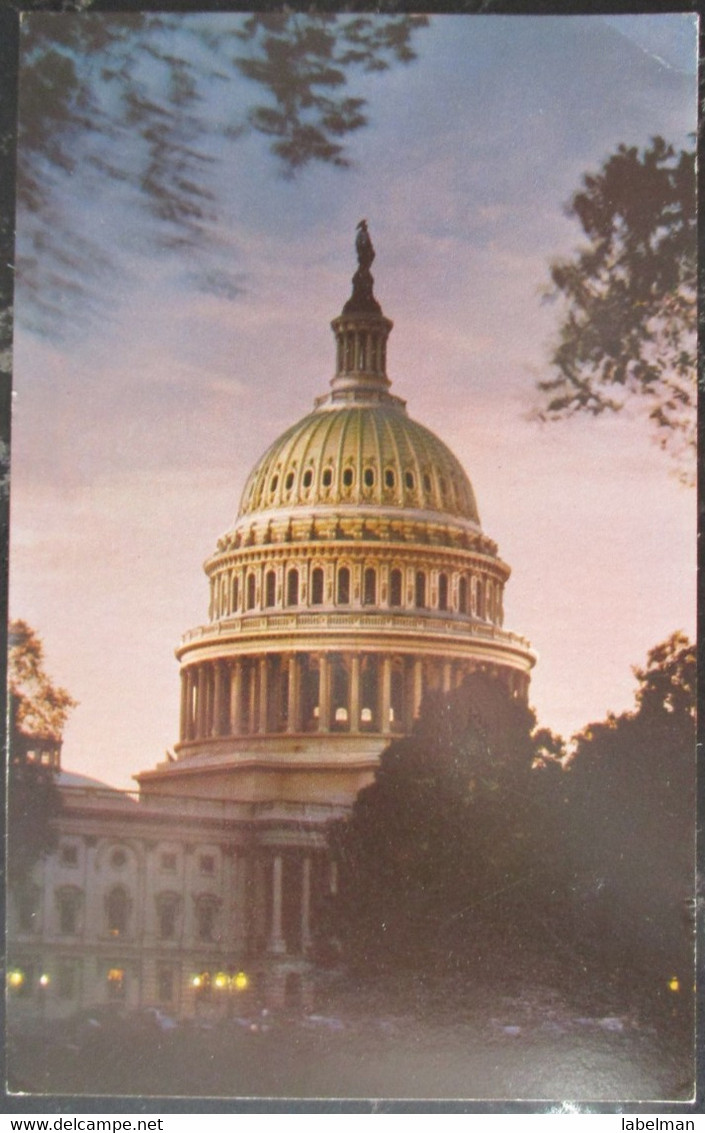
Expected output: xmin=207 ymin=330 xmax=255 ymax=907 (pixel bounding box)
xmin=9 ymin=12 xmax=697 ymax=790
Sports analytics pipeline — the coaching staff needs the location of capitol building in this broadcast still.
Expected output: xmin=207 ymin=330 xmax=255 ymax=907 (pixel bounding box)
xmin=8 ymin=229 xmax=534 ymax=1016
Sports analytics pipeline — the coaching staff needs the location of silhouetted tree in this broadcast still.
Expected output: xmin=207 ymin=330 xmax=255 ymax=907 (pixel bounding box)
xmin=13 ymin=11 xmax=428 ymax=338
xmin=539 ymin=137 xmax=695 ymax=482
xmin=328 ymin=675 xmax=568 ymax=971
xmin=8 ymin=620 xmax=75 ymax=891
xmin=564 ymin=632 xmax=696 ymax=987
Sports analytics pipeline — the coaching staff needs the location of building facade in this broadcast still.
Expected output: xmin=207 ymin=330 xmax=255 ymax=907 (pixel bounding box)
xmin=8 ymin=230 xmax=534 ymax=1018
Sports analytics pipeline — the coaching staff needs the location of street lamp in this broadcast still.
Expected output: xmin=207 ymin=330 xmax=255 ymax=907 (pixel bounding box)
xmin=38 ymin=972 xmax=50 ymax=1019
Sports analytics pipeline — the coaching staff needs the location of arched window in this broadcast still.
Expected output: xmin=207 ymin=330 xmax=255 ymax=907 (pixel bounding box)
xmin=337 ymin=566 xmax=351 ymax=605
xmin=363 ymin=567 xmax=376 ymax=606
xmin=285 ymin=471 xmax=295 ymax=492
xmin=311 ymin=567 xmax=324 ymax=606
xmin=438 ymin=573 xmax=448 ymax=611
xmin=246 ymin=573 xmax=256 ymax=610
xmin=389 ymin=569 xmax=403 ymax=608
xmin=343 ymin=467 xmax=354 ymax=488
xmin=303 ymin=468 xmax=313 ymax=489
xmin=458 ymin=575 xmax=468 ymax=614
xmin=363 ymin=467 xmax=374 ymax=488
xmin=57 ymin=887 xmax=81 ymax=936
xmin=106 ymin=886 xmax=129 ymax=937
xmin=322 ymin=467 xmax=333 ymax=488
xmin=405 ymin=471 xmax=415 ymax=490
xmin=156 ymin=894 xmax=180 ymax=941
xmin=231 ymin=574 xmax=239 ymax=613
xmin=265 ymin=570 xmax=276 ymax=607
xmin=385 ymin=468 xmax=395 ymax=489
xmin=476 ymin=579 xmax=485 ymax=619
xmin=18 ymin=884 xmax=40 ymax=933
xmin=286 ymin=569 xmax=299 ymax=607
xmin=195 ymin=896 xmax=219 ymax=942
xmin=415 ymin=571 xmax=426 ymax=609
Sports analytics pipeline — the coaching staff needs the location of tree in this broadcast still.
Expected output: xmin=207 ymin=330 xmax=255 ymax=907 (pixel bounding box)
xmin=564 ymin=633 xmax=696 ymax=986
xmin=12 ymin=10 xmax=428 ymax=339
xmin=327 ymin=675 xmax=568 ymax=971
xmin=9 ymin=618 xmax=76 ymax=739
xmin=7 ymin=620 xmax=76 ymax=891
xmin=539 ymin=137 xmax=696 ymax=482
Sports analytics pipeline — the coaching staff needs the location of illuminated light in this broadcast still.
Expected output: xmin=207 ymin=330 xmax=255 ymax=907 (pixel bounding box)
xmin=39 ymin=973 xmax=50 ymax=987
xmin=668 ymin=976 xmax=680 ymax=993
xmin=191 ymin=975 xmax=202 ymax=988
xmin=107 ymin=968 xmax=124 ymax=983
xmin=232 ymin=971 xmax=249 ymax=991
xmin=7 ymin=970 xmax=24 ymax=988
xmin=213 ymin=972 xmax=228 ymax=989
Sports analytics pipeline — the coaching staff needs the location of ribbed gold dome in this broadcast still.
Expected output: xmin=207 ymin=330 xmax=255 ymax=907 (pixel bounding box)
xmin=237 ymin=401 xmax=481 ymax=525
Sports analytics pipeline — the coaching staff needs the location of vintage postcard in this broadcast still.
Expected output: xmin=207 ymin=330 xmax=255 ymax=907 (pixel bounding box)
xmin=5 ymin=9 xmax=698 ymax=1106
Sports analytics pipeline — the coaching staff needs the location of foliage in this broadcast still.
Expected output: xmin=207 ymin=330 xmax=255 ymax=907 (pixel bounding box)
xmin=14 ymin=11 xmax=428 ymax=338
xmin=9 ymin=619 xmax=77 ymax=739
xmin=565 ymin=632 xmax=696 ymax=978
xmin=328 ymin=635 xmax=695 ymax=989
xmin=8 ymin=752 xmax=63 ymax=893
xmin=539 ymin=137 xmax=696 ymax=481
xmin=7 ymin=621 xmax=73 ymax=892
xmin=327 ymin=676 xmax=568 ymax=970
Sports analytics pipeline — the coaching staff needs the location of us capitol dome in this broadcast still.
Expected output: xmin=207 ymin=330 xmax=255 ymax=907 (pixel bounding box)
xmin=138 ymin=223 xmax=535 ymax=824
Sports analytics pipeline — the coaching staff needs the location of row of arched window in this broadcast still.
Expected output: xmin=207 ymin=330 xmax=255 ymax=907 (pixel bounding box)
xmin=53 ymin=885 xmax=220 ymax=943
xmin=267 ymin=465 xmax=454 ymax=498
xmin=246 ymin=461 xmax=464 ymax=512
xmin=211 ymin=565 xmax=502 ymax=623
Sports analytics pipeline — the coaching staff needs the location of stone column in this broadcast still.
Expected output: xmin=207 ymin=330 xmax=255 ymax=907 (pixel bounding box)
xmin=318 ymin=654 xmax=331 ymax=733
xmin=179 ymin=669 xmax=188 ymax=742
xmin=212 ymin=662 xmax=225 ymax=737
xmin=401 ymin=658 xmax=414 ymax=731
xmin=301 ymin=856 xmax=312 ymax=953
xmin=248 ymin=663 xmax=257 ymax=736
xmin=287 ymin=655 xmax=301 ymax=733
xmin=412 ymin=658 xmax=424 ymax=720
xmin=189 ymin=668 xmax=197 ymax=739
xmin=258 ymin=656 xmax=269 ymax=734
xmin=349 ymin=653 xmax=361 ymax=733
xmin=229 ymin=660 xmax=243 ymax=736
xmin=442 ymin=660 xmax=452 ymax=693
xmin=196 ymin=665 xmax=207 ymax=739
xmin=380 ymin=656 xmax=392 ymax=734
xmin=207 ymin=664 xmax=217 ymax=737
xmin=268 ymin=855 xmax=286 ymax=954
xmin=233 ymin=853 xmax=248 ymax=953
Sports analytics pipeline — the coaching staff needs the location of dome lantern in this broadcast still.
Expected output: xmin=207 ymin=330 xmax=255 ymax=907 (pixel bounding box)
xmin=330 ymin=221 xmax=394 ymax=400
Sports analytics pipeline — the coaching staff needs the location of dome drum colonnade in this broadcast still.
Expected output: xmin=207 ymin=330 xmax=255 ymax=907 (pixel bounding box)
xmin=137 ymin=223 xmax=535 ymax=958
